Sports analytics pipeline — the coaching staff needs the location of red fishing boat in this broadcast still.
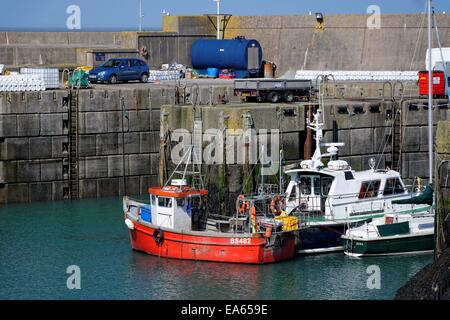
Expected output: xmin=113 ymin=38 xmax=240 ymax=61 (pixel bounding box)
xmin=123 ymin=147 xmax=299 ymax=264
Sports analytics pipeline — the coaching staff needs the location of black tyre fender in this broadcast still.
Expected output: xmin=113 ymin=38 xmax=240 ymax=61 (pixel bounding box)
xmin=153 ymin=228 xmax=164 ymax=244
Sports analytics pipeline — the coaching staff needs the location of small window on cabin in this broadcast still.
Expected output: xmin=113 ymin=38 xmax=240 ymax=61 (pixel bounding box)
xmin=384 ymin=178 xmax=405 ymax=195
xmin=322 ymin=177 xmax=333 ymax=196
xmin=158 ymin=197 xmax=173 ymax=208
xmin=151 ymin=195 xmax=156 ymax=205
xmin=358 ymin=180 xmax=381 ymax=199
xmin=312 ymin=176 xmax=321 ymax=195
xmin=176 ymin=198 xmax=185 ymax=207
xmin=300 ymin=177 xmax=312 ymax=195
xmin=344 ymin=171 xmax=354 ymax=180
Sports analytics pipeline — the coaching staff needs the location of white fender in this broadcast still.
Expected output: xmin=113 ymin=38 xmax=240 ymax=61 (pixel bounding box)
xmin=124 ymin=218 xmax=134 ymax=230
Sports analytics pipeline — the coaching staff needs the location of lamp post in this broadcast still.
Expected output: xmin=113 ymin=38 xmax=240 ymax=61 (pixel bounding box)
xmin=213 ymin=0 xmax=221 ymax=39
xmin=427 ymin=0 xmax=433 ymax=185
xmin=139 ymin=0 xmax=144 ymax=32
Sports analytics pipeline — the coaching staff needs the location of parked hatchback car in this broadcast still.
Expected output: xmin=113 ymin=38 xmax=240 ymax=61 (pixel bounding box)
xmin=88 ymin=58 xmax=149 ymax=84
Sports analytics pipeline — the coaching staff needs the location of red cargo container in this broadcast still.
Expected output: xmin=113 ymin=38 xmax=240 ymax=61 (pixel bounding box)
xmin=418 ymin=70 xmax=446 ymax=97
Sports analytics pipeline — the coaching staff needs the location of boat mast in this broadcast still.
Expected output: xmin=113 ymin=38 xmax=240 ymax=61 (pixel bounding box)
xmin=427 ymin=0 xmax=433 ymax=185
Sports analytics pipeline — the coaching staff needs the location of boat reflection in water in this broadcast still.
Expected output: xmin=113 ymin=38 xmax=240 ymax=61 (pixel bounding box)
xmin=128 ymin=252 xmax=263 ymax=299
xmin=127 ymin=250 xmax=432 ymax=300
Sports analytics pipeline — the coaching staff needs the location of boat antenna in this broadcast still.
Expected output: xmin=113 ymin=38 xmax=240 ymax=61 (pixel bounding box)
xmin=427 ymin=0 xmax=433 ymax=185
xmin=260 ymin=144 xmax=265 ymax=195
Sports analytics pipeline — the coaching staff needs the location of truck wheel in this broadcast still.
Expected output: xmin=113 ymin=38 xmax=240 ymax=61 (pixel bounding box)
xmin=267 ymin=91 xmax=280 ymax=103
xmin=283 ymin=91 xmax=294 ymax=103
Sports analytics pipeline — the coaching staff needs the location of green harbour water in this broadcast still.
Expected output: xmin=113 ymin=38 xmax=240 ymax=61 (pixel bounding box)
xmin=0 ymin=197 xmax=432 ymax=300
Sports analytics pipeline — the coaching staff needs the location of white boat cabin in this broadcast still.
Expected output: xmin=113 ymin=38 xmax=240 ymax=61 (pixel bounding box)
xmin=282 ymin=109 xmax=430 ymax=223
xmin=147 ymin=179 xmax=208 ymax=231
xmin=284 ymin=159 xmax=425 ymax=221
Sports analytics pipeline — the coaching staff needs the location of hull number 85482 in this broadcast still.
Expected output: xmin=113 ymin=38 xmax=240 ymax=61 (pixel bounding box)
xmin=230 ymin=238 xmax=251 ymax=245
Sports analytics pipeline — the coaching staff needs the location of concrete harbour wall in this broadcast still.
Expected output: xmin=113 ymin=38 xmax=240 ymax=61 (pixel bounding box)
xmin=0 ymin=86 xmax=170 ymax=203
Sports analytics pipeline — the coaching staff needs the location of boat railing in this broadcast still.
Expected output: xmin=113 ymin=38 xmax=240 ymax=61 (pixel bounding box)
xmin=126 ymin=196 xmax=150 ymax=205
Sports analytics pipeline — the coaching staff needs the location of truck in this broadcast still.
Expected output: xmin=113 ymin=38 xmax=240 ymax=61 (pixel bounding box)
xmin=234 ymin=78 xmax=313 ymax=103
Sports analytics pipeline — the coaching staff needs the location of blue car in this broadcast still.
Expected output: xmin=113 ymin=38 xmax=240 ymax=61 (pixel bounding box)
xmin=88 ymin=58 xmax=149 ymax=84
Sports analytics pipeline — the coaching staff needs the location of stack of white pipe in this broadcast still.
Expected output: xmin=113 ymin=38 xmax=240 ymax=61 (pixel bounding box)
xmin=20 ymin=68 xmax=59 ymax=89
xmin=0 ymin=75 xmax=46 ymax=92
xmin=294 ymin=70 xmax=419 ymax=82
xmin=148 ymin=70 xmax=182 ymax=81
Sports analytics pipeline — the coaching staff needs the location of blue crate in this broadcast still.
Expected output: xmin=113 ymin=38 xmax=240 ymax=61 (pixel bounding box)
xmin=140 ymin=205 xmax=151 ymax=223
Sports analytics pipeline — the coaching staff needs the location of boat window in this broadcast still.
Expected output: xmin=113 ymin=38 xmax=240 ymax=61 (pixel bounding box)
xmin=312 ymin=176 xmax=321 ymax=195
xmin=344 ymin=171 xmax=354 ymax=180
xmin=359 ymin=180 xmax=381 ymax=199
xmin=176 ymin=198 xmax=185 ymax=207
xmin=158 ymin=197 xmax=173 ymax=208
xmin=151 ymin=195 xmax=156 ymax=205
xmin=384 ymin=178 xmax=405 ymax=195
xmin=321 ymin=177 xmax=333 ymax=196
xmin=300 ymin=177 xmax=312 ymax=195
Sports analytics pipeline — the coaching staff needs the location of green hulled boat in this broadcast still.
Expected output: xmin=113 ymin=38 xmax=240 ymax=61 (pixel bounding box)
xmin=342 ymin=213 xmax=434 ymax=257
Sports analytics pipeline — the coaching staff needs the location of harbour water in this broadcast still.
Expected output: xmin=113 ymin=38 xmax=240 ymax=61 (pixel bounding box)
xmin=0 ymin=197 xmax=432 ymax=300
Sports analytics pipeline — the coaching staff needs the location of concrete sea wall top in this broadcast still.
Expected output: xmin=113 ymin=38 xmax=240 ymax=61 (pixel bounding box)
xmin=162 ymin=14 xmax=450 ymax=74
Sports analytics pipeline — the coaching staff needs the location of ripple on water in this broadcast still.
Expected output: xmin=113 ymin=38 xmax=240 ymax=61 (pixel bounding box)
xmin=0 ymin=198 xmax=433 ymax=300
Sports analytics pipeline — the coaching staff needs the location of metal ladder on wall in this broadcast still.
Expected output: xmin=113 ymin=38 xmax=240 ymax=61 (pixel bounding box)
xmin=391 ymin=82 xmax=404 ymax=172
xmin=391 ymin=102 xmax=402 ymax=172
xmin=68 ymin=86 xmax=80 ymax=199
xmin=382 ymin=81 xmax=403 ymax=172
xmin=191 ymin=118 xmax=204 ymax=189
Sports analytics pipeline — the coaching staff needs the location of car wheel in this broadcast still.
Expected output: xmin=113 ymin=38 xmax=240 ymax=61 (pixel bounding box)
xmin=267 ymin=91 xmax=280 ymax=103
xmin=283 ymin=91 xmax=294 ymax=103
xmin=140 ymin=73 xmax=149 ymax=83
xmin=109 ymin=74 xmax=118 ymax=84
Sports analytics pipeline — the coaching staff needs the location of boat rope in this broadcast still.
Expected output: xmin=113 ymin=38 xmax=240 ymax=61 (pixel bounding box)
xmin=397 ymin=3 xmax=430 ymax=170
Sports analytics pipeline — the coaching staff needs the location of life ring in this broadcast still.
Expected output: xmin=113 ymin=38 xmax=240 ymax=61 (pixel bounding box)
xmin=236 ymin=194 xmax=249 ymax=214
xmin=153 ymin=228 xmax=164 ymax=244
xmin=270 ymin=196 xmax=285 ymax=215
xmin=140 ymin=46 xmax=149 ymax=58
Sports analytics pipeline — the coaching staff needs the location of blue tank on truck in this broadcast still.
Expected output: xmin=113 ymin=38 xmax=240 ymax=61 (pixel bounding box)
xmin=191 ymin=37 xmax=263 ymax=78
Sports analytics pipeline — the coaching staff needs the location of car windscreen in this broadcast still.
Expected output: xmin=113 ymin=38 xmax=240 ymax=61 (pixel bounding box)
xmin=100 ymin=59 xmax=122 ymax=68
